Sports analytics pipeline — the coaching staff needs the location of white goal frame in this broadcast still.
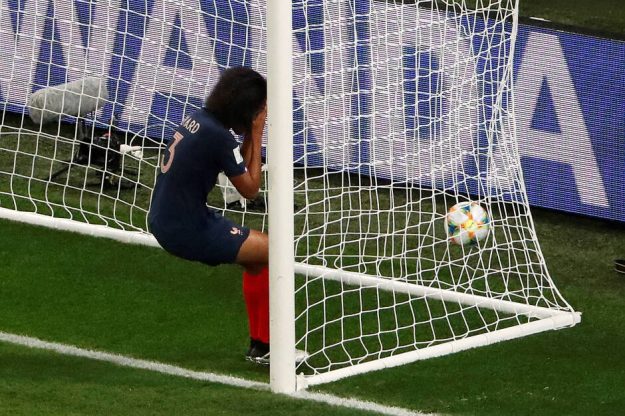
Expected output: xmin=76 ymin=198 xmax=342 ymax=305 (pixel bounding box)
xmin=293 ymin=264 xmax=580 ymax=388
xmin=267 ymin=0 xmax=297 ymax=393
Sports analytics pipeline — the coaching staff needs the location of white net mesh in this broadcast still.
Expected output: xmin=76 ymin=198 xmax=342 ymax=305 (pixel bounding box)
xmin=286 ymin=1 xmax=577 ymax=379
xmin=0 ymin=0 xmax=578 ymax=384
xmin=0 ymin=0 xmax=268 ymax=231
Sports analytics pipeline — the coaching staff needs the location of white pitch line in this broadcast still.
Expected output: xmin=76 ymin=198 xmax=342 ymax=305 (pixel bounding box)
xmin=0 ymin=331 xmax=265 ymax=389
xmin=0 ymin=331 xmax=435 ymax=416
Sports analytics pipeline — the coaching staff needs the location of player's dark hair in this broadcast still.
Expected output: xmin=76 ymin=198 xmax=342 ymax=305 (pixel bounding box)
xmin=205 ymin=67 xmax=267 ymax=134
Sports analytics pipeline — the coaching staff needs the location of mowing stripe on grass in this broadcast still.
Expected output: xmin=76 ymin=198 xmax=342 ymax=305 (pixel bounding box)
xmin=0 ymin=331 xmax=434 ymax=416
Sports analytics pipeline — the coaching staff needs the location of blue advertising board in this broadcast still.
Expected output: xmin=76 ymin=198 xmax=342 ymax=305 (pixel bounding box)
xmin=513 ymin=25 xmax=625 ymax=222
xmin=0 ymin=1 xmax=623 ymax=222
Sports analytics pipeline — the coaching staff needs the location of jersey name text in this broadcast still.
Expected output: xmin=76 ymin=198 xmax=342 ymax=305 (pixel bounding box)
xmin=181 ymin=115 xmax=201 ymax=134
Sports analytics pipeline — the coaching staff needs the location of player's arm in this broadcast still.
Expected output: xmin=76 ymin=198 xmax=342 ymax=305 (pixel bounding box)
xmin=229 ymin=105 xmax=266 ymax=199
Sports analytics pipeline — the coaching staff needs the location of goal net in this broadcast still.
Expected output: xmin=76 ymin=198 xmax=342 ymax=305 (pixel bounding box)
xmin=0 ymin=0 xmax=580 ymax=390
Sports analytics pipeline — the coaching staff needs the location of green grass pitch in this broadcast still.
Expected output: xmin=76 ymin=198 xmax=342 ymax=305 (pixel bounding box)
xmin=519 ymin=0 xmax=625 ymax=36
xmin=1 ymin=207 xmax=625 ymax=415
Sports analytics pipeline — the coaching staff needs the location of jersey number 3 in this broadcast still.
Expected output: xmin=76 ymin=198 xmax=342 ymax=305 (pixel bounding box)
xmin=161 ymin=131 xmax=184 ymax=173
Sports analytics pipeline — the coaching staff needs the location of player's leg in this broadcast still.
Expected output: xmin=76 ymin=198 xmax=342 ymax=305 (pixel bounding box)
xmin=236 ymin=230 xmax=270 ymax=362
xmin=236 ymin=229 xmax=308 ymax=365
xmin=235 ymin=229 xmax=268 ymax=274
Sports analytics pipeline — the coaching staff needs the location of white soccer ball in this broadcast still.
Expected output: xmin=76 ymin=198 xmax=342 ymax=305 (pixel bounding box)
xmin=445 ymin=201 xmax=490 ymax=246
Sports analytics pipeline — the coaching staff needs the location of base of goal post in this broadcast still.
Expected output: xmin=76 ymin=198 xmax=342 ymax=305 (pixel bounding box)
xmin=294 ymin=263 xmax=581 ymax=389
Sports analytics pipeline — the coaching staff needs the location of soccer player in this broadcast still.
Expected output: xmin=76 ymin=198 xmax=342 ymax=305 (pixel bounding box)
xmin=148 ymin=67 xmax=273 ymax=364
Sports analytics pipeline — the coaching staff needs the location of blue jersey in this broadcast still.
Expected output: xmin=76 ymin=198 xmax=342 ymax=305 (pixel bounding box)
xmin=148 ymin=108 xmax=249 ymax=265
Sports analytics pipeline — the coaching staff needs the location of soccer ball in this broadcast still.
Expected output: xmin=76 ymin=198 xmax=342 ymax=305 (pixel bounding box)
xmin=445 ymin=201 xmax=490 ymax=246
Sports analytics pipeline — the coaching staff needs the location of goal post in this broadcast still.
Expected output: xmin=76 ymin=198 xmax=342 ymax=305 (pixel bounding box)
xmin=0 ymin=0 xmax=581 ymax=394
xmin=267 ymin=0 xmax=296 ymax=393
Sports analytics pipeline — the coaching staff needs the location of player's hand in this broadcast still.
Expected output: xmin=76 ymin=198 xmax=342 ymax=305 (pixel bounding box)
xmin=250 ymin=104 xmax=267 ymax=140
